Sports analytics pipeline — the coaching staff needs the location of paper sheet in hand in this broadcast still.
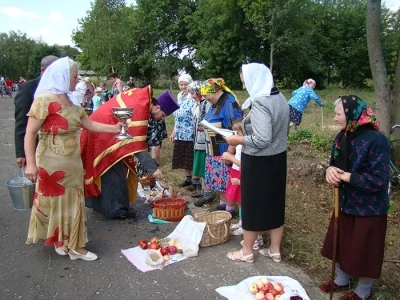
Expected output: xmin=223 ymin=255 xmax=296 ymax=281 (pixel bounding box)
xmin=200 ymin=120 xmax=236 ymax=137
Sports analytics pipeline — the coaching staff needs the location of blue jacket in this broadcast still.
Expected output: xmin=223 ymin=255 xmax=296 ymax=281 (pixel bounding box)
xmin=204 ymin=92 xmax=243 ymax=156
xmin=288 ymin=85 xmax=322 ymax=113
xmin=329 ymin=130 xmax=390 ymax=216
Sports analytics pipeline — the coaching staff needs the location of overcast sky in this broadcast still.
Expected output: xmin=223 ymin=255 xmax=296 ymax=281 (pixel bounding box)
xmin=0 ymin=0 xmax=398 ymax=47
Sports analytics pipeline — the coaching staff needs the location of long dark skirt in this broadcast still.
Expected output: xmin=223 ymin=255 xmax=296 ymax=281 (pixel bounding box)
xmin=172 ymin=140 xmax=194 ymax=169
xmin=321 ymin=212 xmax=387 ymax=278
xmin=241 ymin=151 xmax=287 ymax=231
xmin=86 ymin=160 xmax=130 ymax=219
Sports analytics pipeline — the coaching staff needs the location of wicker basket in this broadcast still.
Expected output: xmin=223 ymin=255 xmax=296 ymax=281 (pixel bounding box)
xmin=193 ymin=211 xmax=232 ymax=247
xmin=152 ymin=196 xmax=186 ymax=222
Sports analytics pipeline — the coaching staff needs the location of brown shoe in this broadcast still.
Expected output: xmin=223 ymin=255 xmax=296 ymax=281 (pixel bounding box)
xmin=320 ymin=280 xmax=352 ymax=293
xmin=339 ymin=291 xmax=372 ymax=300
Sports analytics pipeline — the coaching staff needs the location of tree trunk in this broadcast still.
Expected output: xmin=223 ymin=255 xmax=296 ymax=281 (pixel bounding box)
xmin=366 ymin=0 xmax=391 ymax=136
xmin=391 ymin=49 xmax=400 ymax=127
xmin=269 ymin=43 xmax=274 ymax=72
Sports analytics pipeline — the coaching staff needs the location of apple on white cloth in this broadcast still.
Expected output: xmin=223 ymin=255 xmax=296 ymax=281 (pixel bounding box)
xmin=215 ymin=276 xmax=310 ymax=300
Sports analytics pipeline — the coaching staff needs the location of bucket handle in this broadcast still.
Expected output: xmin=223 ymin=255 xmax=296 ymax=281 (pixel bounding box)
xmin=19 ymin=167 xmax=25 ymax=178
xmin=18 ymin=167 xmax=32 ymax=187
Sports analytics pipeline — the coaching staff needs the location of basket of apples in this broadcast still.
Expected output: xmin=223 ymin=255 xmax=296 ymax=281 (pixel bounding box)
xmin=248 ymin=277 xmax=287 ymax=300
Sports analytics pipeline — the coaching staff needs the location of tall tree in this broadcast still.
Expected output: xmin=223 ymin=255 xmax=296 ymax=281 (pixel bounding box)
xmin=0 ymin=31 xmax=37 ymax=79
xmin=187 ymin=0 xmax=263 ymax=88
xmin=72 ymin=0 xmax=128 ymax=75
xmin=366 ymin=0 xmax=400 ymax=135
xmin=26 ymin=43 xmax=61 ymax=79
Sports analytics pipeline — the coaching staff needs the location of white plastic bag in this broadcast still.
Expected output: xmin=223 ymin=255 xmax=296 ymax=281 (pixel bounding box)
xmin=167 ymin=215 xmax=206 ymax=258
xmin=145 ymin=250 xmax=165 ymax=270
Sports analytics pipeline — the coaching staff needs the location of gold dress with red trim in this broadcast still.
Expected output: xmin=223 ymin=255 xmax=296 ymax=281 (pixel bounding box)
xmin=80 ymin=86 xmax=152 ymax=204
xmin=26 ymin=93 xmax=88 ymax=250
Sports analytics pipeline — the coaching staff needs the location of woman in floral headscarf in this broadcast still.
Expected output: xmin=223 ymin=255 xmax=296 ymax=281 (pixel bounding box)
xmin=321 ymin=95 xmax=390 ymax=300
xmin=194 ymin=78 xmax=243 ymax=213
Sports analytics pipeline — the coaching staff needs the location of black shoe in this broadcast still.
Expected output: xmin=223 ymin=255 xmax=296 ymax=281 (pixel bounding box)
xmin=187 ymin=183 xmax=201 ymax=192
xmin=115 ymin=211 xmax=136 ymax=219
xmin=194 ymin=197 xmax=213 ymax=207
xmin=178 ymin=180 xmax=192 ymax=188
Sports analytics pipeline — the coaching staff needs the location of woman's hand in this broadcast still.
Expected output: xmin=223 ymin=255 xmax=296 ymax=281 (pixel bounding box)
xmin=326 ymin=166 xmax=344 ymax=186
xmin=152 ymin=169 xmax=163 ymax=181
xmin=231 ymin=177 xmax=240 ymax=185
xmin=25 ymin=164 xmax=38 ymax=183
xmin=111 ymin=122 xmax=125 ymax=133
xmin=338 ymin=171 xmax=351 ymax=183
xmin=224 ymin=135 xmax=241 ymax=146
xmin=169 ymin=130 xmax=175 ymax=143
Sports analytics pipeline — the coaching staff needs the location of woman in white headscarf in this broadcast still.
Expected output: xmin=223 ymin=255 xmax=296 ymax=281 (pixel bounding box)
xmin=24 ymin=57 xmax=123 ymax=261
xmin=225 ymin=63 xmax=289 ymax=263
xmin=169 ymin=74 xmax=196 ymax=188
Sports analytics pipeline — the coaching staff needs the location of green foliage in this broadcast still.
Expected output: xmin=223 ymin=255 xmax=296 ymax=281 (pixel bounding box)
xmin=26 ymin=44 xmax=61 ymax=79
xmin=0 ymin=31 xmax=37 ymax=79
xmin=288 ymin=128 xmax=333 ymax=152
xmin=0 ymin=31 xmax=80 ymax=80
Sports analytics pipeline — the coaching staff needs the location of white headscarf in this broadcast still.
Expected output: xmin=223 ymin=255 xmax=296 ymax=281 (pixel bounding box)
xmin=34 ymin=57 xmax=80 ymax=105
xmin=241 ymin=63 xmax=274 ymax=110
xmin=178 ymin=74 xmax=193 ymax=84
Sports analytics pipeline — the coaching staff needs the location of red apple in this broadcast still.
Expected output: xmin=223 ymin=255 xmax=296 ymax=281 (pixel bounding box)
xmin=264 ymin=293 xmax=274 ymax=300
xmin=138 ymin=240 xmax=148 ymax=249
xmin=273 ymin=283 xmax=284 ymax=295
xmin=148 ymin=242 xmax=159 ymax=250
xmin=160 ymin=248 xmax=169 ymax=256
xmin=269 ymin=289 xmax=278 ymax=297
xmin=255 ymin=292 xmax=265 ymax=299
xmin=254 ymin=280 xmax=264 ymax=289
xmin=260 ymin=285 xmax=270 ymax=294
xmin=168 ymin=245 xmax=177 ymax=255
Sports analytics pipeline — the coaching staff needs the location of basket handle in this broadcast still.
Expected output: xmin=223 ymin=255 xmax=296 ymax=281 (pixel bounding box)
xmin=162 ymin=188 xmax=169 ymax=198
xmin=205 ymin=222 xmax=228 ymax=242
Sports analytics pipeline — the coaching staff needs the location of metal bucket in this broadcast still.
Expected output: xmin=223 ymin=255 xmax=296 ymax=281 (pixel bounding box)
xmin=6 ymin=170 xmax=35 ymax=210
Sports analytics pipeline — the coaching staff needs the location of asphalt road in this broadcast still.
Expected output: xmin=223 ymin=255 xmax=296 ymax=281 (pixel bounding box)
xmin=0 ymin=96 xmax=329 ymax=300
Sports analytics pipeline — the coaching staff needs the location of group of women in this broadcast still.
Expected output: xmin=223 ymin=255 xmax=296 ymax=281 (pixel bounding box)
xmin=22 ymin=56 xmax=390 ymax=300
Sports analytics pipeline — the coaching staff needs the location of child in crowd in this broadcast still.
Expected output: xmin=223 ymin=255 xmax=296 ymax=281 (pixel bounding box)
xmin=92 ymin=87 xmax=103 ymax=112
xmin=287 ymin=78 xmax=323 ymax=131
xmin=221 ymin=119 xmax=264 ymax=249
xmin=100 ymin=82 xmax=112 ymax=103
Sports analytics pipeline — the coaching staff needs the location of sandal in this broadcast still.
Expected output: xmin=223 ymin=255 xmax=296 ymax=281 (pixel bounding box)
xmin=226 ymin=249 xmax=254 ymax=263
xmin=320 ymin=280 xmax=352 ymax=293
xmin=259 ymin=248 xmax=281 ymax=262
